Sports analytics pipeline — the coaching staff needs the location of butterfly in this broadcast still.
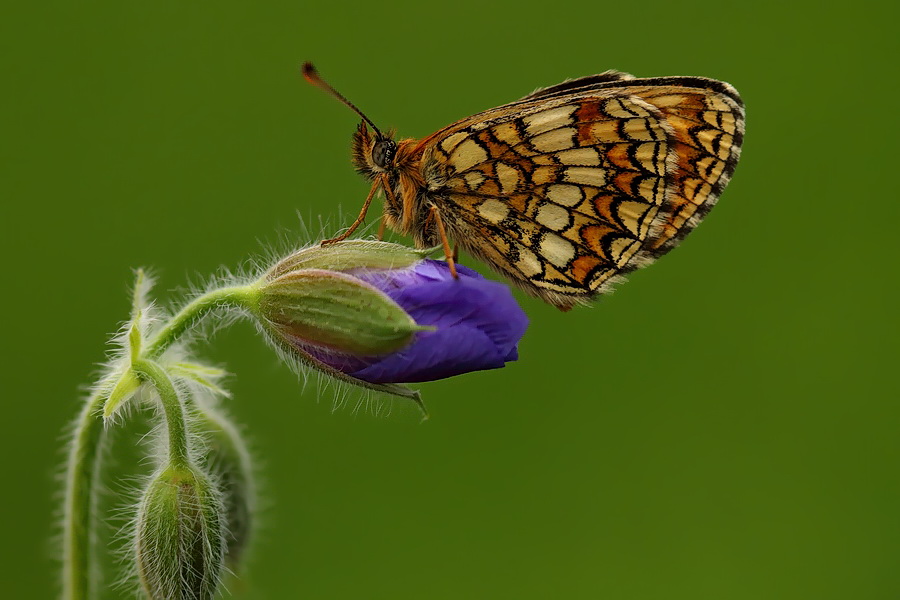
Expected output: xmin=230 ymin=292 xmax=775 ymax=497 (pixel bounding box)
xmin=303 ymin=63 xmax=744 ymax=310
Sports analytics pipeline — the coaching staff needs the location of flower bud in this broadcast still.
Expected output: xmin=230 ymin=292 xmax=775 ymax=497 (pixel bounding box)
xmin=310 ymin=260 xmax=528 ymax=383
xmin=250 ymin=242 xmax=528 ymax=398
xmin=135 ymin=463 xmax=225 ymax=600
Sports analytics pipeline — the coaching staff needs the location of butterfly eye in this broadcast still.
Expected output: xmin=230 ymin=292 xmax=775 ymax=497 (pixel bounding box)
xmin=371 ymin=139 xmax=397 ymax=169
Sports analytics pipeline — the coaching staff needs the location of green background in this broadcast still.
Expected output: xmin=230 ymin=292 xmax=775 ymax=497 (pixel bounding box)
xmin=3 ymin=1 xmax=898 ymax=598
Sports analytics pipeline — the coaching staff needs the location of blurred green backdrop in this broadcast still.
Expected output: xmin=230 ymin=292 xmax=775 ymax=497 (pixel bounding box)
xmin=2 ymin=1 xmax=898 ymax=598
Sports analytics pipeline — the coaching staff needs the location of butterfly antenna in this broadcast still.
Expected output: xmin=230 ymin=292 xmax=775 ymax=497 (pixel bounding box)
xmin=302 ymin=62 xmax=383 ymax=137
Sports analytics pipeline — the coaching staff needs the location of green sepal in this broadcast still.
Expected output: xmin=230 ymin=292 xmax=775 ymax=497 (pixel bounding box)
xmin=258 ymin=269 xmax=430 ymax=356
xmin=102 ymin=369 xmax=142 ymax=420
xmin=266 ymin=240 xmax=433 ymax=279
xmin=168 ymin=362 xmax=231 ymax=398
xmin=128 ymin=314 xmax=142 ymax=358
xmin=131 ymin=268 xmax=148 ymax=318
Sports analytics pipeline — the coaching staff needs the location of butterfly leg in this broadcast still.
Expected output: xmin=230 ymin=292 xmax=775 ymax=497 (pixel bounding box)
xmin=321 ymin=180 xmax=379 ymax=245
xmin=378 ymin=174 xmax=401 ymax=242
xmin=452 ymin=244 xmax=459 ymax=262
xmin=428 ymin=206 xmax=457 ymax=278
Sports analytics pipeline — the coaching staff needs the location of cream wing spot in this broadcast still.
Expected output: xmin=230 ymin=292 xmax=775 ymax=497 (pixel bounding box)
xmin=637 ymin=177 xmax=666 ymax=205
xmin=556 ymin=148 xmax=602 ymax=165
xmin=464 ymin=171 xmax=486 ymax=189
xmin=535 ymin=203 xmax=570 ymax=231
xmin=563 ymin=167 xmax=606 ymax=187
xmin=633 ymin=142 xmax=666 ymax=174
xmin=540 ymin=234 xmax=576 ymax=268
xmin=530 ymin=128 xmax=576 ymax=153
xmin=695 ymin=129 xmax=733 ymax=160
xmin=496 ymin=163 xmax=521 ymax=194
xmin=546 ymin=184 xmax=583 ymax=207
xmin=615 ymin=200 xmax=657 ymax=237
xmin=681 ymin=178 xmax=702 ymax=201
xmin=440 ymin=131 xmax=469 ymax=154
xmin=522 ymin=105 xmax=577 ymax=135
xmin=449 ymin=138 xmax=489 ymax=172
xmin=516 ymin=246 xmax=543 ymax=278
xmin=682 ymin=179 xmax=712 ymax=205
xmin=644 ymin=94 xmax=687 ymax=108
xmin=477 ymin=199 xmax=510 ymax=224
xmin=695 ymin=156 xmax=725 ymax=182
xmin=702 ymin=110 xmax=735 ymax=131
xmin=622 ymin=118 xmax=664 ymax=141
xmin=718 ymin=112 xmax=737 ymax=135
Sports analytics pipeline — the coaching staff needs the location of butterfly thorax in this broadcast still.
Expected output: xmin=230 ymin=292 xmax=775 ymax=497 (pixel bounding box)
xmin=351 ymin=122 xmax=434 ymax=245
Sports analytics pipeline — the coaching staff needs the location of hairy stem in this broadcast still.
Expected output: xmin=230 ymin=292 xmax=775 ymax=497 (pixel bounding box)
xmin=143 ymin=285 xmax=258 ymax=360
xmin=133 ymin=359 xmax=191 ymax=467
xmin=62 ymin=390 xmax=106 ymax=600
xmin=64 ymin=284 xmax=260 ymax=598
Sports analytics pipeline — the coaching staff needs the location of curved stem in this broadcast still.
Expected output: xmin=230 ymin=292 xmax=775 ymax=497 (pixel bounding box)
xmin=193 ymin=401 xmax=256 ymax=570
xmin=62 ymin=390 xmax=106 ymax=600
xmin=63 ymin=285 xmax=260 ymax=598
xmin=133 ymin=359 xmax=191 ymax=467
xmin=143 ymin=285 xmax=258 ymax=360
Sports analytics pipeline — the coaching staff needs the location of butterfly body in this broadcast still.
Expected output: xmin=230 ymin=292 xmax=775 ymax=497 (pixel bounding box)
xmin=319 ymin=66 xmax=744 ymax=310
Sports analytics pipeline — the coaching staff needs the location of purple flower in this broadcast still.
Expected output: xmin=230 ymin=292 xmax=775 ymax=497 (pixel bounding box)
xmin=308 ymin=260 xmax=528 ymax=383
xmin=254 ymin=241 xmax=528 ymax=399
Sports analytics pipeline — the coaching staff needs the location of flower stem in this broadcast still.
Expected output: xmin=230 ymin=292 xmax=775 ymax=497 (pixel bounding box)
xmin=133 ymin=359 xmax=191 ymax=467
xmin=62 ymin=390 xmax=106 ymax=600
xmin=143 ymin=285 xmax=258 ymax=360
xmin=63 ymin=285 xmax=260 ymax=599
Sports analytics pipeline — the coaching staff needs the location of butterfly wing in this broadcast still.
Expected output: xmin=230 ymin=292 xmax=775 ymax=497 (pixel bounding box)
xmin=419 ymin=75 xmax=744 ymax=308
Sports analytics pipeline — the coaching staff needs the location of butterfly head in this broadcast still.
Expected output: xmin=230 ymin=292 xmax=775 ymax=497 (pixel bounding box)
xmin=351 ymin=122 xmax=398 ymax=178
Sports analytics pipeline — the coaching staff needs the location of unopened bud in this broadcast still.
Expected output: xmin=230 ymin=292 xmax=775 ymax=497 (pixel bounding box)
xmin=244 ymin=243 xmax=528 ymax=402
xmin=136 ymin=463 xmax=225 ymax=600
